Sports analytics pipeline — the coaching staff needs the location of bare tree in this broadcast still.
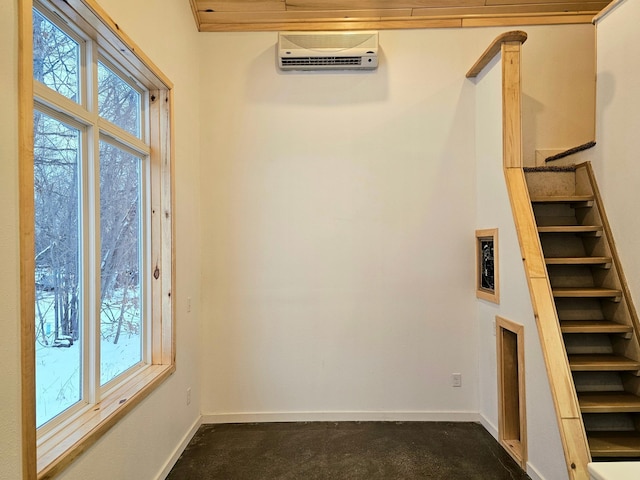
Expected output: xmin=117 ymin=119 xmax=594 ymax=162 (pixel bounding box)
xmin=34 ymin=12 xmax=142 ymax=352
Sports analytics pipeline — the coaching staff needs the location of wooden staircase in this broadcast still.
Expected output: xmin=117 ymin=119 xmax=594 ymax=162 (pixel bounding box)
xmin=525 ymin=162 xmax=640 ymax=460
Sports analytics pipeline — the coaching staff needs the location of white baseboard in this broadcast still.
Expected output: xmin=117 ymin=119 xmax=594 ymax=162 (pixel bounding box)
xmin=480 ymin=414 xmax=548 ymax=480
xmin=202 ymin=410 xmax=480 ymax=424
xmin=479 ymin=413 xmax=498 ymax=440
xmin=526 ymin=462 xmax=547 ymax=480
xmin=155 ymin=415 xmax=202 ymax=480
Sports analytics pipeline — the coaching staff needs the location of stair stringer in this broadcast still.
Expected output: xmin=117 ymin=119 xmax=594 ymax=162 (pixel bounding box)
xmin=503 ymin=166 xmax=592 ymax=480
xmin=575 ymin=162 xmax=640 ymax=348
xmin=574 ymin=162 xmax=640 ymax=399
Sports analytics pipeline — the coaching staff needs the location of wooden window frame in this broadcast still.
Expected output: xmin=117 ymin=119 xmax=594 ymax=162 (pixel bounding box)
xmin=475 ymin=228 xmax=500 ymax=303
xmin=19 ymin=1 xmax=175 ymax=478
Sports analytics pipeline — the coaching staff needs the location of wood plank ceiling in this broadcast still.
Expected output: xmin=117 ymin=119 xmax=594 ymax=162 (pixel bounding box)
xmin=189 ymin=0 xmax=612 ymax=32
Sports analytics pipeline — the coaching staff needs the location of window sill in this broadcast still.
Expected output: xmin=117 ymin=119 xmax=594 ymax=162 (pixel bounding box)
xmin=37 ymin=363 xmax=175 ymax=480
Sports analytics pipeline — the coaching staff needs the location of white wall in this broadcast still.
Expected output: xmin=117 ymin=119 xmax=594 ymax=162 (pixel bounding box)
xmin=593 ymin=0 xmax=640 ymax=307
xmin=199 ymin=29 xmax=479 ymax=421
xmin=0 ymin=0 xmax=203 ymax=479
xmin=474 ymin=55 xmax=568 ymax=480
xmin=521 ymin=25 xmax=596 ymax=164
xmin=198 ymin=25 xmax=595 ymax=426
xmin=0 ymin=0 xmax=23 ymax=478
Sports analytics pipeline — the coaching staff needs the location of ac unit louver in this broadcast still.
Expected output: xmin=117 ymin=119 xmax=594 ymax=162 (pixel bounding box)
xmin=278 ymin=31 xmax=378 ymax=71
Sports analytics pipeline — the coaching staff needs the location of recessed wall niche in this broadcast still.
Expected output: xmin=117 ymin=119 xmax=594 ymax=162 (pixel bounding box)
xmin=476 ymin=228 xmax=499 ymax=303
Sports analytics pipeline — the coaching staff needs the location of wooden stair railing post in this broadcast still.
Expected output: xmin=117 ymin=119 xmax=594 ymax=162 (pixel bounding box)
xmin=469 ymin=31 xmax=592 ymax=480
xmin=502 ymin=41 xmax=523 ymax=169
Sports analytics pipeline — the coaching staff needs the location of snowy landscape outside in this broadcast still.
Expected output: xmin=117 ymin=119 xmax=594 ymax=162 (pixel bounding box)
xmin=34 ymin=7 xmax=146 ymax=427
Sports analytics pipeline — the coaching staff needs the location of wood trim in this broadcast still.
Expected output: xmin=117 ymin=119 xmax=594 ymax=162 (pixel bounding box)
xmin=476 ymin=228 xmax=500 ymax=304
xmin=198 ymin=0 xmax=287 ymax=13
xmin=412 ymin=3 xmax=609 ymax=17
xmin=503 ymin=170 xmax=546 ymax=277
xmin=199 ymin=14 xmax=593 ymax=32
xmin=37 ymin=365 xmax=175 ymax=479
xmin=148 ymin=87 xmax=174 ymax=366
xmin=496 ymin=316 xmax=527 ymax=469
xmin=190 ymin=0 xmax=607 ymax=30
xmin=466 ymin=31 xmax=527 ymax=78
xmin=149 ymin=90 xmax=164 ymax=365
xmin=19 ymin=0 xmax=37 ymax=478
xmin=197 ymin=8 xmax=413 ymax=22
xmin=592 ymin=0 xmax=626 ymax=24
xmin=189 ymin=0 xmax=201 ymax=28
xmin=161 ymin=89 xmax=176 ymax=366
xmin=197 ymin=13 xmax=595 ymax=31
xmin=198 ymin=17 xmax=463 ymax=31
xmin=462 ymin=13 xmax=595 ymax=27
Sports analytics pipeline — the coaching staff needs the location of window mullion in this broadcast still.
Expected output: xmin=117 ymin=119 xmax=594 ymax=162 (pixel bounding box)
xmin=85 ymin=38 xmax=101 ymax=405
xmin=98 ymin=118 xmax=151 ymax=157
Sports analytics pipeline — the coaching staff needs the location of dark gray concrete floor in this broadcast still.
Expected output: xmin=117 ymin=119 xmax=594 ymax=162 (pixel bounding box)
xmin=166 ymin=422 xmax=532 ymax=479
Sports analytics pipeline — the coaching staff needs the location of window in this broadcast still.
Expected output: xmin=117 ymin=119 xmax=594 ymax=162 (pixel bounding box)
xmin=24 ymin=1 xmax=174 ymax=476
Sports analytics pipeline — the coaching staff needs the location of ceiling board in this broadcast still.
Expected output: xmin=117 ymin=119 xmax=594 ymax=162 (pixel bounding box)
xmin=486 ymin=0 xmax=592 ymax=4
xmin=191 ymin=0 xmax=612 ymax=31
xmin=196 ymin=0 xmax=286 ymax=12
xmin=198 ymin=17 xmax=464 ymax=32
xmin=285 ymin=0 xmax=484 ymax=9
xmin=413 ymin=2 xmax=610 ymax=16
xmin=198 ymin=9 xmax=414 ymax=23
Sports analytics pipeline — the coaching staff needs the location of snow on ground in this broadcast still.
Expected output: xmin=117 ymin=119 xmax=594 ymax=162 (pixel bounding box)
xmin=36 ymin=335 xmax=141 ymax=427
xmin=35 ymin=291 xmax=141 ymax=427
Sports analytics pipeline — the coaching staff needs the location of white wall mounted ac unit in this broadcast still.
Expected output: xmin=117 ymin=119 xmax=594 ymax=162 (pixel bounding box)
xmin=278 ymin=31 xmax=378 ymax=71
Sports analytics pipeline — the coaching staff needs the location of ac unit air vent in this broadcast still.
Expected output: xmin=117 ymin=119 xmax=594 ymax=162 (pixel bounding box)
xmin=277 ymin=31 xmax=378 ymax=71
xmin=281 ymin=56 xmax=363 ymax=67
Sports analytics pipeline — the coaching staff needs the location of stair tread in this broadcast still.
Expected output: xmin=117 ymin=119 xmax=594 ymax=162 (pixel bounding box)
xmin=553 ymin=287 xmax=622 ymax=298
xmin=561 ymin=320 xmax=633 ymax=334
xmin=538 ymin=225 xmax=602 ymax=233
xmin=588 ymin=431 xmax=640 ymax=457
xmin=531 ymin=195 xmax=594 ymax=203
xmin=545 ymin=256 xmax=612 ymax=265
xmin=569 ymin=354 xmax=640 ymax=371
xmin=579 ymin=392 xmax=640 ymax=412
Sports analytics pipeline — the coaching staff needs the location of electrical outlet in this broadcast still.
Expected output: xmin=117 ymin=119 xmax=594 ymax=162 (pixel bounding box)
xmin=452 ymin=373 xmax=462 ymax=388
xmin=187 ymin=387 xmax=192 ymax=405
xmin=187 ymin=297 xmax=192 ymax=313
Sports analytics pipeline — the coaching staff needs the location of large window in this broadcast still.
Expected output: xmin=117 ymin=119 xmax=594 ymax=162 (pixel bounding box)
xmin=25 ymin=1 xmax=174 ymax=476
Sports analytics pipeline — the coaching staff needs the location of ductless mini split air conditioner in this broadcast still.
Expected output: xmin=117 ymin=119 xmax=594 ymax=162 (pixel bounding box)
xmin=277 ymin=31 xmax=379 ymax=71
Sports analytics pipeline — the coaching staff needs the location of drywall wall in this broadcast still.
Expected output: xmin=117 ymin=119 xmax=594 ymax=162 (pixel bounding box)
xmin=198 ymin=24 xmax=595 ymax=426
xmin=521 ymin=24 xmax=596 ymax=165
xmin=474 ymin=54 xmax=568 ymax=480
xmin=593 ymin=0 xmax=640 ymax=308
xmin=0 ymin=0 xmax=24 ymax=478
xmin=199 ymin=28 xmax=480 ymax=421
xmin=0 ymin=0 xmax=202 ymax=478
